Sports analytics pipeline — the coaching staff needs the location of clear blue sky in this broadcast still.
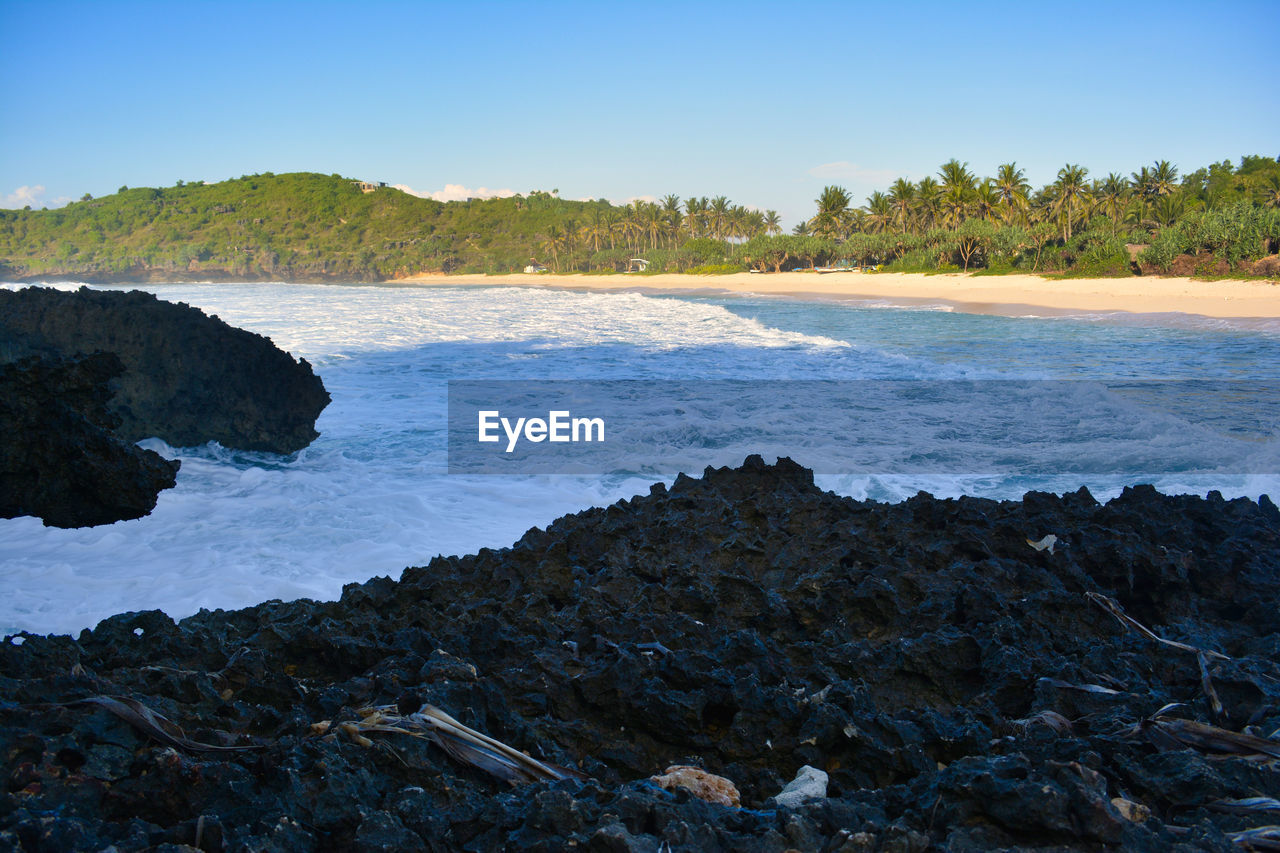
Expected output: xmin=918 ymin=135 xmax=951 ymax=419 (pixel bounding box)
xmin=2 ymin=0 xmax=1276 ymax=226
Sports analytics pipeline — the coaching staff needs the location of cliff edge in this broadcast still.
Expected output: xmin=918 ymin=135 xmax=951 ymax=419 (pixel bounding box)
xmin=0 ymin=287 xmax=330 ymax=454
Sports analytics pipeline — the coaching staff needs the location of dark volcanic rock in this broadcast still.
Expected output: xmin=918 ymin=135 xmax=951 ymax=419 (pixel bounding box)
xmin=0 ymin=286 xmax=330 ymax=453
xmin=0 ymin=353 xmax=179 ymax=527
xmin=1 ymin=457 xmax=1278 ymax=850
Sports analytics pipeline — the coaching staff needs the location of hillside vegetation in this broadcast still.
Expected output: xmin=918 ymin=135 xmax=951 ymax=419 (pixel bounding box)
xmin=2 ymin=158 xmax=1278 ymax=282
xmin=0 ymin=173 xmax=612 ymax=281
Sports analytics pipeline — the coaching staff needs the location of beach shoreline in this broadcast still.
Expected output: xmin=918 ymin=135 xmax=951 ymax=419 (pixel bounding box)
xmin=390 ymin=270 xmax=1280 ymax=320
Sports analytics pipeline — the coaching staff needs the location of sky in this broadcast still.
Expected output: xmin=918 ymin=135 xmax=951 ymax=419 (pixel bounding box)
xmin=1 ymin=0 xmax=1277 ymax=227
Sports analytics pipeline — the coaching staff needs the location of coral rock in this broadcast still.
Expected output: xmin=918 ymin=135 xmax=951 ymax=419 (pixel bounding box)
xmin=773 ymin=764 xmax=828 ymax=808
xmin=649 ymin=765 xmax=741 ymax=808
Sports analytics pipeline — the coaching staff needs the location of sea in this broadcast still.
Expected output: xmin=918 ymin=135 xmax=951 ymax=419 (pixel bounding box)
xmin=3 ymin=280 xmax=1278 ymax=637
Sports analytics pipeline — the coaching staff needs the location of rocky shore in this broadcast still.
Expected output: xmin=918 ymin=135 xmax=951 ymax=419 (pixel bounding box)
xmin=2 ymin=457 xmax=1278 ymax=851
xmin=0 ymin=286 xmax=330 ymax=526
xmin=0 ymin=352 xmax=179 ymax=527
xmin=0 ymin=287 xmax=330 ymax=454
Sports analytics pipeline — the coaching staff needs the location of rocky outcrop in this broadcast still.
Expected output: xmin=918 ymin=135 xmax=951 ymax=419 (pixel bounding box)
xmin=0 ymin=353 xmax=179 ymax=527
xmin=0 ymin=287 xmax=329 ymax=453
xmin=1 ymin=457 xmax=1278 ymax=850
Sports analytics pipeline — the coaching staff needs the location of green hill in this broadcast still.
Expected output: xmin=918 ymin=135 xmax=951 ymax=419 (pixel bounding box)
xmin=0 ymin=172 xmax=641 ymax=282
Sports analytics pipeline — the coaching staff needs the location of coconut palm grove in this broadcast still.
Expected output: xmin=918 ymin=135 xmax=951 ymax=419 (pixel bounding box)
xmin=1 ymin=156 xmax=1278 ymax=282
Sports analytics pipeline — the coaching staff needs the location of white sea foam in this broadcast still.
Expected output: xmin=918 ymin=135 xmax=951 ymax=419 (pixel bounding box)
xmin=1 ymin=281 xmax=1276 ymax=637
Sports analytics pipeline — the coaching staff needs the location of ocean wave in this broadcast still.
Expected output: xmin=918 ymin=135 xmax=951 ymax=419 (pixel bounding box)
xmin=3 ymin=281 xmax=1278 ymax=636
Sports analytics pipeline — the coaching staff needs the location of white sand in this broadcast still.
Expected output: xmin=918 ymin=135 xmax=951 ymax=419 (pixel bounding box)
xmin=391 ymin=270 xmax=1280 ymax=319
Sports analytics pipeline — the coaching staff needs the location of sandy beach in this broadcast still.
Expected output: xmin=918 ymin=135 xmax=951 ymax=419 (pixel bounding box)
xmin=392 ymin=270 xmax=1280 ymax=319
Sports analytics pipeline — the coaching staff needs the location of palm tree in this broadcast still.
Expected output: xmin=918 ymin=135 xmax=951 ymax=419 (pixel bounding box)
xmin=1128 ymin=166 xmax=1155 ymax=226
xmin=915 ymin=177 xmax=941 ymax=230
xmin=1153 ymin=193 xmax=1186 ymax=227
xmin=709 ymin=196 xmax=731 ymax=241
xmin=888 ymin=178 xmax=916 ymax=233
xmin=972 ymin=182 xmax=1001 ymax=222
xmin=1263 ymin=175 xmax=1280 ymax=209
xmin=1052 ymin=163 xmax=1091 ymax=240
xmin=993 ymin=162 xmax=1030 ymax=225
xmin=792 ymin=219 xmax=812 ymax=237
xmin=643 ymin=202 xmax=664 ymax=250
xmin=562 ymin=218 xmax=578 ymax=261
xmin=622 ymin=203 xmax=644 ymax=252
xmin=602 ymin=210 xmax=620 ymax=250
xmin=583 ymin=210 xmax=605 ymax=253
xmin=865 ymin=191 xmax=893 ymax=234
xmin=813 ymin=185 xmax=851 ymax=239
xmin=1096 ymin=173 xmax=1130 ymax=234
xmin=1149 ymin=160 xmax=1179 ymax=198
xmin=726 ymin=206 xmax=746 ymax=242
xmin=938 ymin=160 xmax=976 ymax=227
xmin=844 ymin=208 xmax=870 ymax=235
xmin=1130 ymin=165 xmax=1153 ymax=198
xmin=543 ymin=225 xmax=565 ymax=271
xmin=764 ymin=210 xmax=782 ymax=235
xmin=684 ymin=197 xmax=707 ymax=239
xmin=660 ymin=194 xmax=683 ymax=247
xmin=940 ymin=186 xmax=968 ymax=228
xmin=939 ymin=159 xmax=977 ymax=195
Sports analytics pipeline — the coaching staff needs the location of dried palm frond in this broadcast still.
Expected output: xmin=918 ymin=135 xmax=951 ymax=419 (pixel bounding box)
xmin=1086 ymin=592 xmax=1229 ymax=660
xmin=1209 ymin=798 xmax=1280 ymax=815
xmin=1131 ymin=714 xmax=1280 ymax=761
xmin=1038 ymin=677 xmax=1124 ymax=695
xmin=1227 ymin=825 xmax=1280 ymax=850
xmin=1198 ymin=651 xmax=1224 ymax=719
xmin=70 ymin=695 xmax=259 ymax=752
xmin=352 ymin=703 xmax=588 ymax=785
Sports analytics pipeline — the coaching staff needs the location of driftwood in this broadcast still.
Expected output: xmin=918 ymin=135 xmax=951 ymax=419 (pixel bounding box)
xmin=349 ymin=703 xmax=588 ymax=786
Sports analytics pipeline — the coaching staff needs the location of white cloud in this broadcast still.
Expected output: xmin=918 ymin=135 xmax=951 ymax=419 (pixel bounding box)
xmin=807 ymin=161 xmax=902 ymax=185
xmin=393 ymin=183 xmax=517 ymax=202
xmin=1 ymin=185 xmax=46 ymax=208
xmin=0 ymin=185 xmax=75 ymax=209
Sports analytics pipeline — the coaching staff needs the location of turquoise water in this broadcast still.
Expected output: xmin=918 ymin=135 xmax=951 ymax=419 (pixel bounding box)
xmin=701 ymin=294 xmax=1280 ymax=380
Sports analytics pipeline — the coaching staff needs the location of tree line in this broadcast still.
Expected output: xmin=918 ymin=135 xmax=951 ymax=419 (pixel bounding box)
xmin=761 ymin=156 xmax=1280 ymax=276
xmin=0 ymin=158 xmax=1276 ymax=281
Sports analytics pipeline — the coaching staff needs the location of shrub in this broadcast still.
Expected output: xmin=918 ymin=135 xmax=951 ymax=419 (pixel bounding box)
xmin=885 ymin=247 xmax=942 ymax=272
xmin=686 ymin=263 xmax=745 ymax=274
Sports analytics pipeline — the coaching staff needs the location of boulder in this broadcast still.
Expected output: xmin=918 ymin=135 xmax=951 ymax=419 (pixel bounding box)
xmin=0 ymin=287 xmax=329 ymax=453
xmin=772 ymin=765 xmax=828 ymax=809
xmin=0 ymin=353 xmax=179 ymax=527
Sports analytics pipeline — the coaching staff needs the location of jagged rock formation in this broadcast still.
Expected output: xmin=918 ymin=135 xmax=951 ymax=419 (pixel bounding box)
xmin=1 ymin=457 xmax=1278 ymax=850
xmin=0 ymin=353 xmax=180 ymax=527
xmin=0 ymin=286 xmax=329 ymax=454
